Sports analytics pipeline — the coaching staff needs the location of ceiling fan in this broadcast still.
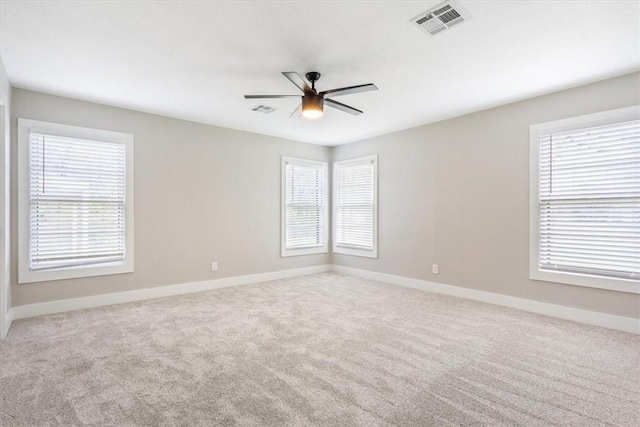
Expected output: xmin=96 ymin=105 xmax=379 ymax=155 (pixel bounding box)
xmin=244 ymin=71 xmax=377 ymax=119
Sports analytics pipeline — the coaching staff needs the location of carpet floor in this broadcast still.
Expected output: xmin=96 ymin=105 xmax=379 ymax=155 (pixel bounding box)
xmin=0 ymin=273 xmax=638 ymax=426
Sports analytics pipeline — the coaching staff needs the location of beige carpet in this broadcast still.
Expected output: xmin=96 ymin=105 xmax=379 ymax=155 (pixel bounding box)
xmin=0 ymin=273 xmax=638 ymax=426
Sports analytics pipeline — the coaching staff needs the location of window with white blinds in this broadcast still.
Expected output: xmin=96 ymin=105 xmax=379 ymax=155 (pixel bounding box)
xmin=333 ymin=155 xmax=378 ymax=258
xmin=18 ymin=119 xmax=134 ymax=283
xmin=530 ymin=106 xmax=639 ymax=294
xmin=281 ymin=157 xmax=328 ymax=257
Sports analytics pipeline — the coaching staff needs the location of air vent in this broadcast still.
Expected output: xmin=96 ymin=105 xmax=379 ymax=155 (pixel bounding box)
xmin=251 ymin=104 xmax=277 ymax=114
xmin=411 ymin=1 xmax=471 ymax=36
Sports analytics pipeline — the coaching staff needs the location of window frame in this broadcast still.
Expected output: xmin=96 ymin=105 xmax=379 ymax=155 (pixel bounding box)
xmin=281 ymin=156 xmax=329 ymax=257
xmin=529 ymin=105 xmax=639 ymax=294
xmin=18 ymin=119 xmax=134 ymax=284
xmin=332 ymin=154 xmax=378 ymax=259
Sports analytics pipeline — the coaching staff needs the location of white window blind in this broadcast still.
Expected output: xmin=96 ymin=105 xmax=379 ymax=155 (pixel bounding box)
xmin=28 ymin=132 xmax=127 ymax=271
xmin=538 ymin=119 xmax=640 ymax=281
xmin=334 ymin=155 xmax=377 ymax=257
xmin=281 ymin=157 xmax=328 ymax=256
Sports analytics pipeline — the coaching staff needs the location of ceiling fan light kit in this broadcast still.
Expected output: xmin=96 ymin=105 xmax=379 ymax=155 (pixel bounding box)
xmin=244 ymin=71 xmax=377 ymax=119
xmin=302 ymin=93 xmax=324 ymax=119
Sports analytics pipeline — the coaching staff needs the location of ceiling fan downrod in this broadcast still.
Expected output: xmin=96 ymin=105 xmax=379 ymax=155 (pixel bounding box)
xmin=305 ymin=72 xmax=321 ymax=92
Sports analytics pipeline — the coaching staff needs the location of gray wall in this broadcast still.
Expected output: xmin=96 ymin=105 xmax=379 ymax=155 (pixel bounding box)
xmin=332 ymin=72 xmax=640 ymax=319
xmin=11 ymin=89 xmax=331 ymax=306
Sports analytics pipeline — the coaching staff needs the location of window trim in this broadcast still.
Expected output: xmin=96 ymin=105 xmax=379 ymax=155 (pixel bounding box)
xmin=529 ymin=105 xmax=639 ymax=294
xmin=332 ymin=154 xmax=378 ymax=259
xmin=18 ymin=119 xmax=134 ymax=284
xmin=281 ymin=156 xmax=329 ymax=257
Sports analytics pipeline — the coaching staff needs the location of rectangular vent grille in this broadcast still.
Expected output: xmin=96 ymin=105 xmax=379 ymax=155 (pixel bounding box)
xmin=251 ymin=104 xmax=277 ymax=114
xmin=412 ymin=1 xmax=470 ymax=36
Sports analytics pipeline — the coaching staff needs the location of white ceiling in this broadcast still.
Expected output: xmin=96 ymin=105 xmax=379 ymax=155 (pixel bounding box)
xmin=1 ymin=1 xmax=639 ymax=146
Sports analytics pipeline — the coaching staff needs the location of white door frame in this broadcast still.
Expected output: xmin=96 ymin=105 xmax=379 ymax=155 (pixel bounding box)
xmin=0 ymin=100 xmax=9 ymax=338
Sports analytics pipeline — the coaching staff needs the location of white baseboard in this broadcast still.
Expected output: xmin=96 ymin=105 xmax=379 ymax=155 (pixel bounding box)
xmin=11 ymin=264 xmax=332 ymax=321
xmin=331 ymin=265 xmax=640 ymax=335
xmin=7 ymin=264 xmax=638 ymax=336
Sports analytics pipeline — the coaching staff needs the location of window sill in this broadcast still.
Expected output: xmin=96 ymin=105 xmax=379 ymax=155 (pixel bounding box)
xmin=281 ymin=246 xmax=328 ymax=257
xmin=333 ymin=246 xmax=378 ymax=259
xmin=530 ymin=268 xmax=639 ymax=294
xmin=18 ymin=261 xmax=134 ymax=284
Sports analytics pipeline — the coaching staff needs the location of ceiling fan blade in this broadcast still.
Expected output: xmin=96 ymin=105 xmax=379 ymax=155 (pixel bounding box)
xmin=282 ymin=72 xmax=312 ymax=93
xmin=244 ymin=95 xmax=300 ymax=99
xmin=325 ymin=99 xmax=363 ymax=116
xmin=290 ymin=104 xmax=302 ymax=118
xmin=320 ymin=83 xmax=378 ymax=98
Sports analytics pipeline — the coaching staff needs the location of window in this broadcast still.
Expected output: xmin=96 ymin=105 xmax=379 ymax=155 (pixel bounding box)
xmin=530 ymin=106 xmax=639 ymax=294
xmin=18 ymin=119 xmax=134 ymax=283
xmin=333 ymin=155 xmax=378 ymax=258
xmin=281 ymin=157 xmax=328 ymax=257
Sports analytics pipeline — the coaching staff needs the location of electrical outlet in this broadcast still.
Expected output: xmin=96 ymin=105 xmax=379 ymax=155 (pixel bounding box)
xmin=211 ymin=262 xmax=218 ymax=272
xmin=432 ymin=264 xmax=439 ymax=274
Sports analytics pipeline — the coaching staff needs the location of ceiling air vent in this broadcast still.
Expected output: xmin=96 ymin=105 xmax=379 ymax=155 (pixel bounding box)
xmin=411 ymin=1 xmax=471 ymax=36
xmin=251 ymin=104 xmax=277 ymax=114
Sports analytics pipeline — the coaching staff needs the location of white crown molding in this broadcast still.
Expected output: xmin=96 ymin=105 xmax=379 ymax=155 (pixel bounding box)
xmin=331 ymin=265 xmax=639 ymax=335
